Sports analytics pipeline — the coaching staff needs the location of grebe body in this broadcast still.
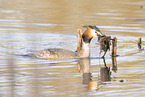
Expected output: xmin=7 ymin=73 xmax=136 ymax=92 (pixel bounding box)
xmin=33 ymin=48 xmax=77 ymax=59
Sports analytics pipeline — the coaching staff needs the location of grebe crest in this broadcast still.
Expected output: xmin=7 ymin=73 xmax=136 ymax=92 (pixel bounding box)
xmin=32 ymin=25 xmax=104 ymax=59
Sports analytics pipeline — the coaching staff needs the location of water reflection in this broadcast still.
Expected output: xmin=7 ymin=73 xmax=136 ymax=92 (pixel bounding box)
xmin=77 ymin=57 xmax=117 ymax=91
xmin=100 ymin=58 xmax=111 ymax=82
xmin=77 ymin=58 xmax=91 ymax=85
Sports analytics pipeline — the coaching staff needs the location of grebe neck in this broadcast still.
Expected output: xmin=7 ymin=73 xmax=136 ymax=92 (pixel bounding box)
xmin=77 ymin=33 xmax=92 ymax=58
xmin=79 ymin=41 xmax=90 ymax=57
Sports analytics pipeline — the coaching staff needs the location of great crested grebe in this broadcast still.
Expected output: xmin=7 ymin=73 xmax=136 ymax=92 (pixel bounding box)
xmin=30 ymin=25 xmax=104 ymax=59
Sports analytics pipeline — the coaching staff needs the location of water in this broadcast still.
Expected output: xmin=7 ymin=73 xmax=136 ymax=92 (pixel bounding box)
xmin=0 ymin=0 xmax=145 ymax=97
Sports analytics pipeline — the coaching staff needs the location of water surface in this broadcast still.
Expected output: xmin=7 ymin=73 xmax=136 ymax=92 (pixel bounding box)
xmin=0 ymin=0 xmax=145 ymax=97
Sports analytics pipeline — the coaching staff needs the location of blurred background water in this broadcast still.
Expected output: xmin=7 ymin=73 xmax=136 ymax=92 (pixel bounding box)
xmin=0 ymin=0 xmax=145 ymax=97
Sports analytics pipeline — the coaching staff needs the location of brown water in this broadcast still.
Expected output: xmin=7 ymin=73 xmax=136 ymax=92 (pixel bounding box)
xmin=0 ymin=0 xmax=145 ymax=97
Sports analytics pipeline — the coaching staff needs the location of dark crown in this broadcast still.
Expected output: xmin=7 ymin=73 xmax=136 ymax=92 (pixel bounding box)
xmin=83 ymin=25 xmax=102 ymax=32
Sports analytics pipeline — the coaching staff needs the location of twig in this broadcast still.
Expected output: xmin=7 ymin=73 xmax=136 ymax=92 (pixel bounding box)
xmin=138 ymin=37 xmax=144 ymax=51
xmin=112 ymin=37 xmax=117 ymax=57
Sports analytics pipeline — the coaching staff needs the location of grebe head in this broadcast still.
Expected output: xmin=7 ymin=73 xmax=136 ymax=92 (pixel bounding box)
xmin=82 ymin=25 xmax=104 ymax=43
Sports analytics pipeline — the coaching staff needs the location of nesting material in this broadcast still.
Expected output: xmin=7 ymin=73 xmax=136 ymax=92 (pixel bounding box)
xmin=98 ymin=35 xmax=111 ymax=58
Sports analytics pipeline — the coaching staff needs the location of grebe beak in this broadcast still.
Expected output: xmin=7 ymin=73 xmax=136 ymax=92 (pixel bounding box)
xmin=95 ymin=31 xmax=104 ymax=36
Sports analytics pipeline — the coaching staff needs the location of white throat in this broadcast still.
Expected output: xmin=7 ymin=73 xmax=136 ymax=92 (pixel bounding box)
xmin=90 ymin=29 xmax=97 ymax=37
